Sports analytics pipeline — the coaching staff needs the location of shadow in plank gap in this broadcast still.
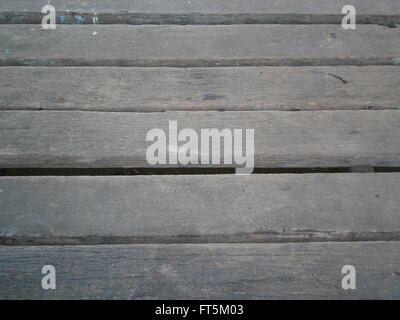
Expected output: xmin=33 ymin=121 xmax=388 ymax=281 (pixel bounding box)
xmin=1 ymin=167 xmax=400 ymax=176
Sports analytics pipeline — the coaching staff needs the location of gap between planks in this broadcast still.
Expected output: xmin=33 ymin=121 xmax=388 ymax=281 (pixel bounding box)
xmin=3 ymin=167 xmax=400 ymax=176
xmin=2 ymin=232 xmax=400 ymax=246
xmin=1 ymin=12 xmax=399 ymax=26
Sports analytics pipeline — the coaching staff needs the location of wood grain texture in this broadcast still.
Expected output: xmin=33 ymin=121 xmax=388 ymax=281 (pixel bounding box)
xmin=2 ymin=0 xmax=399 ymax=14
xmin=0 ymin=174 xmax=400 ymax=244
xmin=1 ymin=242 xmax=400 ymax=299
xmin=1 ymin=0 xmax=399 ymax=24
xmin=2 ymin=66 xmax=400 ymax=112
xmin=1 ymin=25 xmax=400 ymax=67
xmin=1 ymin=110 xmax=400 ymax=168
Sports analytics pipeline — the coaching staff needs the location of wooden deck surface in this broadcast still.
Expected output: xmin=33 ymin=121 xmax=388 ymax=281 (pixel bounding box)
xmin=0 ymin=0 xmax=399 ymax=299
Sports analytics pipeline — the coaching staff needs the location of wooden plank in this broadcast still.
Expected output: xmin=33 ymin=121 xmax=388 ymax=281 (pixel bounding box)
xmin=1 ymin=242 xmax=399 ymax=299
xmin=3 ymin=0 xmax=400 ymax=14
xmin=1 ymin=110 xmax=400 ymax=168
xmin=1 ymin=174 xmax=400 ymax=244
xmin=1 ymin=0 xmax=399 ymax=24
xmin=2 ymin=66 xmax=400 ymax=112
xmin=1 ymin=25 xmax=399 ymax=67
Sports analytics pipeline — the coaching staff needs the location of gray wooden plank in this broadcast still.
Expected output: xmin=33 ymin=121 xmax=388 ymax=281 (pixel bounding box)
xmin=1 ymin=0 xmax=399 ymax=24
xmin=1 ymin=174 xmax=400 ymax=244
xmin=1 ymin=110 xmax=400 ymax=168
xmin=2 ymin=66 xmax=400 ymax=112
xmin=3 ymin=0 xmax=400 ymax=14
xmin=1 ymin=25 xmax=399 ymax=67
xmin=1 ymin=242 xmax=399 ymax=299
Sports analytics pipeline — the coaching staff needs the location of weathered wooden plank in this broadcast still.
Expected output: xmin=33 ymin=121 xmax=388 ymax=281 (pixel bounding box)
xmin=1 ymin=110 xmax=400 ymax=168
xmin=1 ymin=0 xmax=399 ymax=24
xmin=1 ymin=242 xmax=399 ymax=299
xmin=1 ymin=25 xmax=399 ymax=67
xmin=1 ymin=174 xmax=400 ymax=244
xmin=2 ymin=66 xmax=400 ymax=112
xmin=3 ymin=0 xmax=400 ymax=14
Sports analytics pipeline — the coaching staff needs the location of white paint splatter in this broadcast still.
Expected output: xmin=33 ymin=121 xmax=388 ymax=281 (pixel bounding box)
xmin=90 ymin=8 xmax=98 ymax=36
xmin=91 ymin=8 xmax=98 ymax=24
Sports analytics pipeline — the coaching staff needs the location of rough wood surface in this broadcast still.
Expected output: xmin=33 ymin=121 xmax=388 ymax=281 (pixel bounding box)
xmin=1 ymin=242 xmax=399 ymax=299
xmin=1 ymin=0 xmax=399 ymax=24
xmin=0 ymin=174 xmax=400 ymax=244
xmin=2 ymin=0 xmax=399 ymax=14
xmin=2 ymin=66 xmax=400 ymax=112
xmin=1 ymin=25 xmax=399 ymax=67
xmin=1 ymin=110 xmax=400 ymax=168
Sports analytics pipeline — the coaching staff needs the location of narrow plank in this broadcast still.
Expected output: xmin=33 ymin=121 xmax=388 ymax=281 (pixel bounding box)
xmin=1 ymin=110 xmax=400 ymax=168
xmin=1 ymin=25 xmax=399 ymax=67
xmin=2 ymin=66 xmax=400 ymax=112
xmin=1 ymin=0 xmax=399 ymax=24
xmin=1 ymin=242 xmax=399 ymax=299
xmin=1 ymin=174 xmax=400 ymax=244
xmin=3 ymin=0 xmax=400 ymax=14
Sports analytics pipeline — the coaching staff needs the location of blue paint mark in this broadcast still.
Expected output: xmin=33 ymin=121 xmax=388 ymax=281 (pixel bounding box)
xmin=74 ymin=15 xmax=85 ymax=24
xmin=57 ymin=15 xmax=67 ymax=24
xmin=3 ymin=48 xmax=13 ymax=55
